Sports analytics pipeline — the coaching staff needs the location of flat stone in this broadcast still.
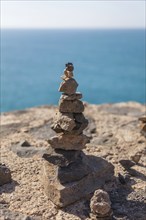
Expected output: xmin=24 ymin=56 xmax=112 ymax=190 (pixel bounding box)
xmin=51 ymin=112 xmax=76 ymax=132
xmin=0 ymin=163 xmax=11 ymax=186
xmin=42 ymin=148 xmax=81 ymax=167
xmin=60 ymin=93 xmax=82 ymax=101
xmin=43 ymin=152 xmax=91 ymax=184
xmin=59 ymin=99 xmax=84 ymax=113
xmin=42 ymin=155 xmax=114 ymax=207
xmin=59 ymin=78 xmax=78 ymax=95
xmin=48 ymin=133 xmax=90 ymax=150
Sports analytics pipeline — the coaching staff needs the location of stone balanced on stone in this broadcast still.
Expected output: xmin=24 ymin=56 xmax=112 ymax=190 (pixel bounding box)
xmin=42 ymin=63 xmax=114 ymax=207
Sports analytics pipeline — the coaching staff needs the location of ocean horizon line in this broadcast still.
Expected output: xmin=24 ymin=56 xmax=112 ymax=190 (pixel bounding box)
xmin=1 ymin=27 xmax=146 ymax=31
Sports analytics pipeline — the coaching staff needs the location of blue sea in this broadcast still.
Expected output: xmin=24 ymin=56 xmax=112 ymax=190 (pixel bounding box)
xmin=1 ymin=29 xmax=145 ymax=112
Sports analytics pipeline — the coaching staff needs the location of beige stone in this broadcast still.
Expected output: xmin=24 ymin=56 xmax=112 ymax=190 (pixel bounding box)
xmin=52 ymin=111 xmax=76 ymax=132
xmin=48 ymin=133 xmax=90 ymax=150
xmin=59 ymin=99 xmax=84 ymax=113
xmin=59 ymin=78 xmax=78 ymax=95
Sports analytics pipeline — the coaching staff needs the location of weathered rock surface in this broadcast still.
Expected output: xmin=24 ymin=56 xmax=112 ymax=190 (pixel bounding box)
xmin=60 ymin=92 xmax=82 ymax=101
xmin=42 ymin=155 xmax=114 ymax=207
xmin=90 ymin=189 xmax=112 ymax=218
xmin=48 ymin=133 xmax=90 ymax=150
xmin=51 ymin=111 xmax=76 ymax=132
xmin=51 ymin=112 xmax=88 ymax=135
xmin=42 ymin=148 xmax=81 ymax=167
xmin=59 ymin=78 xmax=78 ymax=95
xmin=43 ymin=152 xmax=91 ymax=184
xmin=1 ymin=102 xmax=146 ymax=220
xmin=0 ymin=163 xmax=11 ymax=186
xmin=59 ymin=99 xmax=84 ymax=113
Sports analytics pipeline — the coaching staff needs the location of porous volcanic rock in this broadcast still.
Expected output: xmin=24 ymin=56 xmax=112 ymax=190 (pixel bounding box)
xmin=90 ymin=189 xmax=112 ymax=218
xmin=51 ymin=111 xmax=76 ymax=132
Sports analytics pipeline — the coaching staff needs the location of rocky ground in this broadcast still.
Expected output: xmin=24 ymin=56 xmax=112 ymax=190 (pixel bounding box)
xmin=0 ymin=102 xmax=146 ymax=220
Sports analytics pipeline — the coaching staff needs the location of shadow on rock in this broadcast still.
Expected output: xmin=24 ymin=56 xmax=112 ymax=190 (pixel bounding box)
xmin=127 ymin=168 xmax=146 ymax=181
xmin=110 ymin=178 xmax=146 ymax=220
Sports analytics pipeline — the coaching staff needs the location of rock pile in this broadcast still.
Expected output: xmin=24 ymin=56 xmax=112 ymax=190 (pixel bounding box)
xmin=42 ymin=63 xmax=114 ymax=207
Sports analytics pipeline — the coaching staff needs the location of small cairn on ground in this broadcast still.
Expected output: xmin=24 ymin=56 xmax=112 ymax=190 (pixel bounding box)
xmin=42 ymin=63 xmax=114 ymax=207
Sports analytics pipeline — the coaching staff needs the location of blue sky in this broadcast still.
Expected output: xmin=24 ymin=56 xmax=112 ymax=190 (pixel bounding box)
xmin=1 ymin=0 xmax=145 ymax=29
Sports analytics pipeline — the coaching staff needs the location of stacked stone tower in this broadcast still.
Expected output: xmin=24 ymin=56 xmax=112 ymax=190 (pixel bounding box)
xmin=42 ymin=63 xmax=114 ymax=207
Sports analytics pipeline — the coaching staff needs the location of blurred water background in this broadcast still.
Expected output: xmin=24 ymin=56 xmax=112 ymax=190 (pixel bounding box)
xmin=1 ymin=29 xmax=145 ymax=112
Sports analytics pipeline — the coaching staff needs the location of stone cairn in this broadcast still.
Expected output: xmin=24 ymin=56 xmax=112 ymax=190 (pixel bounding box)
xmin=42 ymin=63 xmax=114 ymax=207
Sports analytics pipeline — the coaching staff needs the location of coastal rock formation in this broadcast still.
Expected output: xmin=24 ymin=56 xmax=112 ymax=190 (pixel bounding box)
xmin=42 ymin=63 xmax=114 ymax=207
xmin=0 ymin=101 xmax=146 ymax=219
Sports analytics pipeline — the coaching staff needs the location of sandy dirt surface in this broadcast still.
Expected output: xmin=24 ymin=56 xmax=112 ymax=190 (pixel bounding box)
xmin=0 ymin=102 xmax=146 ymax=220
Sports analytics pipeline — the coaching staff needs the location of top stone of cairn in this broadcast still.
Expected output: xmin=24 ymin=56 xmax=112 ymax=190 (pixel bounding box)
xmin=59 ymin=63 xmax=78 ymax=95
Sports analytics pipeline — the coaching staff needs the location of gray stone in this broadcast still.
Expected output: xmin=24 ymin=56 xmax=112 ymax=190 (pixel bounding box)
xmin=59 ymin=78 xmax=78 ymax=95
xmin=0 ymin=163 xmax=11 ymax=186
xmin=43 ymin=152 xmax=91 ymax=184
xmin=59 ymin=99 xmax=84 ymax=113
xmin=48 ymin=133 xmax=90 ymax=150
xmin=90 ymin=189 xmax=112 ymax=218
xmin=52 ymin=112 xmax=76 ymax=132
xmin=42 ymin=155 xmax=114 ymax=207
xmin=60 ymin=92 xmax=82 ymax=101
xmin=42 ymin=148 xmax=81 ymax=167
